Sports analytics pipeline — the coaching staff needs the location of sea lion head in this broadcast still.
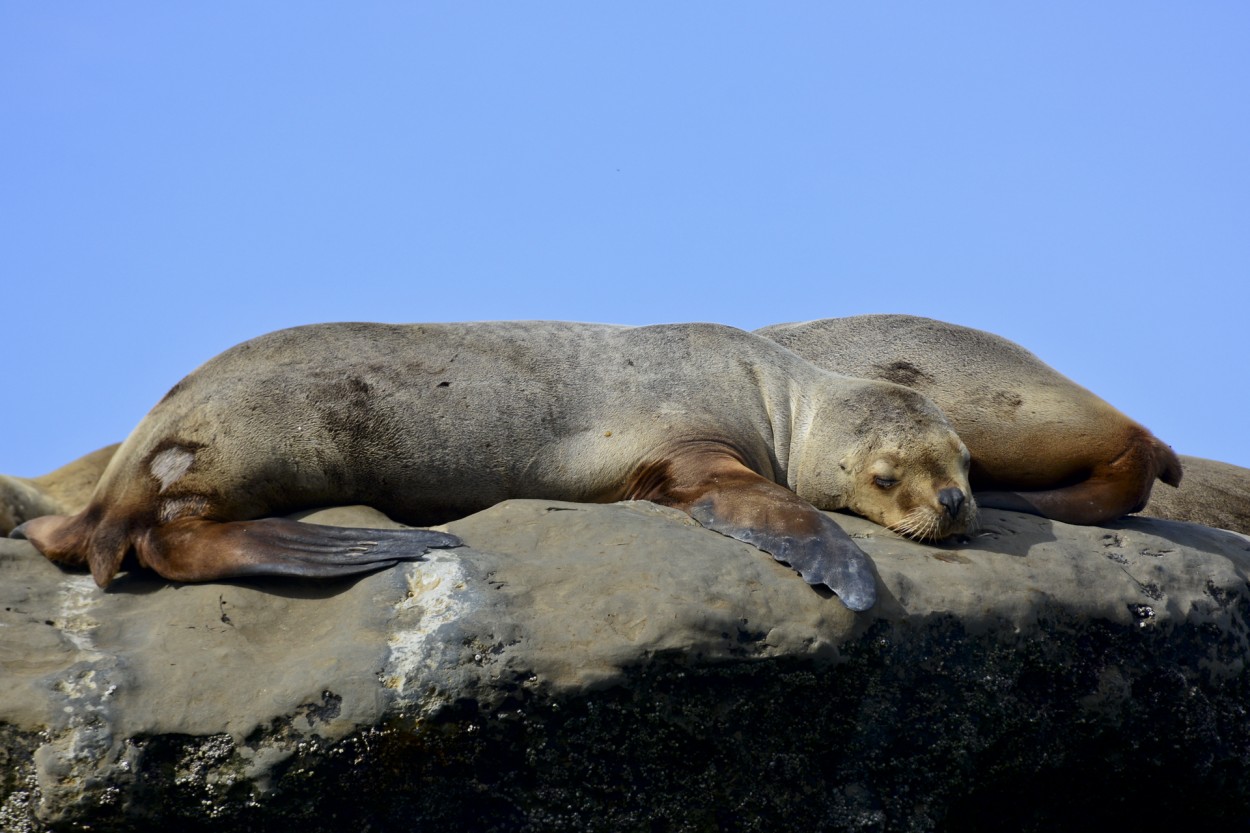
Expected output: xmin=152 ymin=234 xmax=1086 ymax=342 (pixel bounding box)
xmin=799 ymin=383 xmax=976 ymax=541
xmin=842 ymin=432 xmax=975 ymax=541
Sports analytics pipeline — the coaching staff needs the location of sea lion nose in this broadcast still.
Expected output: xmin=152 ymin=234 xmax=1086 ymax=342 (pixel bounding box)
xmin=938 ymin=487 xmax=965 ymax=519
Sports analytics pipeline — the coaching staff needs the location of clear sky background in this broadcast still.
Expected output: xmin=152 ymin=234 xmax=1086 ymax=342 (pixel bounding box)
xmin=2 ymin=4 xmax=1247 ymax=478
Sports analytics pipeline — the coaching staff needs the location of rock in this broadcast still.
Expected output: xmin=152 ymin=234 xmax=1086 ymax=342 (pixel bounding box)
xmin=1140 ymin=454 xmax=1250 ymax=536
xmin=2 ymin=499 xmax=1250 ymax=831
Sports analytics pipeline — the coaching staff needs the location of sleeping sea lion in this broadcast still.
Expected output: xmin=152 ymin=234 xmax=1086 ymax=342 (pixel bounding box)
xmin=758 ymin=315 xmax=1182 ymax=527
xmin=14 ymin=321 xmax=978 ymax=611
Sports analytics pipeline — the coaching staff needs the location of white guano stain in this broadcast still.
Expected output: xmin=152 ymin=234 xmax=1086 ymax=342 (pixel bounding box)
xmin=383 ymin=553 xmax=470 ymax=704
xmin=57 ymin=574 xmax=104 ymax=657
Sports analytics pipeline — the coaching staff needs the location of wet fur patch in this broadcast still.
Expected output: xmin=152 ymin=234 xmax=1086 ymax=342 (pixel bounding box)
xmin=875 ymin=361 xmax=935 ymax=388
xmin=990 ymin=390 xmax=1024 ymax=415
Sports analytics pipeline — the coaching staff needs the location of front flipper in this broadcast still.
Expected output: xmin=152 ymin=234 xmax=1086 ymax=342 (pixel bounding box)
xmin=629 ymin=444 xmax=877 ymax=611
xmin=135 ymin=517 xmax=462 ymax=585
xmin=687 ymin=494 xmax=877 ymax=611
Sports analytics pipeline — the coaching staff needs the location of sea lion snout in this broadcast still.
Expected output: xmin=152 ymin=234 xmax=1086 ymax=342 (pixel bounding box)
xmin=939 ymin=487 xmax=965 ymax=519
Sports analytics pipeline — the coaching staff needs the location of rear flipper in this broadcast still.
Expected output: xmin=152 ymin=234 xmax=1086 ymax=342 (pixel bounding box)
xmin=630 ymin=444 xmax=877 ymax=611
xmin=975 ymin=481 xmax=1142 ymax=526
xmin=973 ymin=490 xmax=1052 ymax=518
xmin=977 ymin=432 xmax=1184 ymax=526
xmin=16 ymin=515 xmax=462 ymax=587
xmin=138 ymin=517 xmax=462 ymax=584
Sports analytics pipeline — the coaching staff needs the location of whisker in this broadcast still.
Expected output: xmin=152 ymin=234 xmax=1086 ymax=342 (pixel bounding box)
xmin=888 ymin=506 xmax=942 ymax=541
xmin=887 ymin=501 xmax=977 ymax=542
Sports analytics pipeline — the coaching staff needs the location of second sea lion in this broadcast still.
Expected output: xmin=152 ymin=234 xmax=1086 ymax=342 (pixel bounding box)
xmin=758 ymin=314 xmax=1183 ymax=527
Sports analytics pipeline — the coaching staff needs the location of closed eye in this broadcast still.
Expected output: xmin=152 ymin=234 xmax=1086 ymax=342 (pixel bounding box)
xmin=874 ymin=476 xmax=899 ymax=489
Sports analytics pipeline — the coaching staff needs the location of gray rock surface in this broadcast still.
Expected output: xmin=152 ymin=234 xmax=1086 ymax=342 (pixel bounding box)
xmin=1140 ymin=454 xmax=1250 ymax=535
xmin=3 ymin=499 xmax=1250 ymax=831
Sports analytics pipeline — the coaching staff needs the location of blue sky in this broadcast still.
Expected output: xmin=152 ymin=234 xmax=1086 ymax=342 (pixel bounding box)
xmin=3 ymin=3 xmax=1247 ymax=477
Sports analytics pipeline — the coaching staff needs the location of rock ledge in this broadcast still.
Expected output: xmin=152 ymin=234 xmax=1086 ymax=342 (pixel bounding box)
xmin=2 ymin=499 xmax=1250 ymax=831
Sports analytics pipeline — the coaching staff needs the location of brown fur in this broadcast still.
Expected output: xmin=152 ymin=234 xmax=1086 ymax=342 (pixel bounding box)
xmin=0 ymin=444 xmax=120 ymax=535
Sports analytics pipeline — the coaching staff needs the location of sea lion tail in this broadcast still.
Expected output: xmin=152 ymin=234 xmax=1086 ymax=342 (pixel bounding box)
xmin=15 ymin=511 xmax=464 ymax=587
xmin=12 ymin=510 xmax=130 ymax=588
xmin=1152 ymin=438 xmax=1183 ymax=488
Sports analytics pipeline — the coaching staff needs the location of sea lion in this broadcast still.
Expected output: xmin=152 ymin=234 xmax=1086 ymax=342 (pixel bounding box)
xmin=1 ymin=443 xmax=120 ymax=535
xmin=13 ymin=321 xmax=977 ymax=611
xmin=758 ymin=315 xmax=1183 ymax=527
xmin=21 ymin=447 xmax=1242 ymax=538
